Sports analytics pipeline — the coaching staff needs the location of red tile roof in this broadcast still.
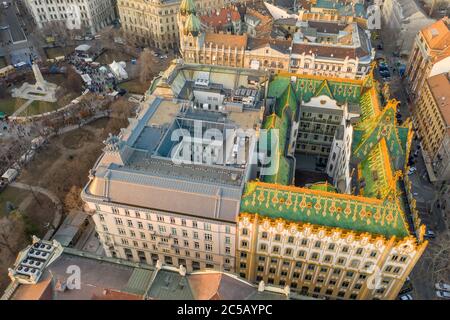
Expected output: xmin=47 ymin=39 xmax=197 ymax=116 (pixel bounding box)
xmin=200 ymin=8 xmax=241 ymax=29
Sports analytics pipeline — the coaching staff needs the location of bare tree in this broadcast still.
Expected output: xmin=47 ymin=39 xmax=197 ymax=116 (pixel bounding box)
xmin=63 ymin=186 xmax=84 ymax=211
xmin=423 ymin=229 xmax=450 ymax=285
xmin=64 ymin=66 xmax=83 ymax=93
xmin=0 ymin=212 xmax=27 ymax=256
xmin=138 ymin=49 xmax=156 ymax=85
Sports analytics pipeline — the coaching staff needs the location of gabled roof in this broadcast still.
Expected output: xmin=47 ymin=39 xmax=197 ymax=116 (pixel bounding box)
xmin=314 ymin=80 xmax=334 ymax=99
xmin=204 ymin=33 xmax=248 ymax=48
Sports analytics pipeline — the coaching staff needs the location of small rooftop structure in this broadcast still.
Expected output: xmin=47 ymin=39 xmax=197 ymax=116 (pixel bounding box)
xmin=52 ymin=211 xmax=89 ymax=247
xmin=7 ymin=236 xmax=64 ymax=285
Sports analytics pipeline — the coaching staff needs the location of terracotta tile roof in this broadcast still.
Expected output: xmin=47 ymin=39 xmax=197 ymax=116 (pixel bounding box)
xmin=427 ymin=73 xmax=450 ymax=127
xmin=200 ymin=8 xmax=241 ymax=29
xmin=421 ymin=17 xmax=450 ymax=51
xmin=204 ymin=33 xmax=248 ymax=48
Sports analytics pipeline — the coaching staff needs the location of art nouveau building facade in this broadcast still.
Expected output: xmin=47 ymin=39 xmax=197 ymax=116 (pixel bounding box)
xmin=236 ymin=211 xmax=427 ymax=300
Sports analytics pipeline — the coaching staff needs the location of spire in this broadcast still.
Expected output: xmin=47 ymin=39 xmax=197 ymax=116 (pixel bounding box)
xmin=180 ymin=0 xmax=196 ymax=16
xmin=184 ymin=13 xmax=201 ymax=37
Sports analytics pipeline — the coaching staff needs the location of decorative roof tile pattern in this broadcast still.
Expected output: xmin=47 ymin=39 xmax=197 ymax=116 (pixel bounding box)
xmin=240 ymin=181 xmax=410 ymax=238
xmin=242 ymin=71 xmax=413 ymax=239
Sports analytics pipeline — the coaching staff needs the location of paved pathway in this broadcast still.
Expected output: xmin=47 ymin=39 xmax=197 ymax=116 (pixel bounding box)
xmin=11 ymin=99 xmax=33 ymax=117
xmin=9 ymin=181 xmax=62 ymax=240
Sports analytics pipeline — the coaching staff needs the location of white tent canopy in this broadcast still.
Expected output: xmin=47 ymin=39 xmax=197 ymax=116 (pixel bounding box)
xmin=109 ymin=60 xmax=128 ymax=80
xmin=81 ymin=74 xmax=92 ymax=85
xmin=75 ymin=44 xmax=91 ymax=52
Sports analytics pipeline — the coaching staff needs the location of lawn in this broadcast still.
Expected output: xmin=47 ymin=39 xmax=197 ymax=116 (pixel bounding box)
xmin=0 ymin=97 xmax=28 ymax=116
xmin=19 ymin=100 xmax=59 ymax=116
xmin=44 ymin=46 xmax=65 ymax=59
xmin=0 ymin=186 xmax=30 ymax=216
xmin=95 ymin=49 xmax=134 ymax=65
xmin=119 ymin=79 xmax=152 ymax=94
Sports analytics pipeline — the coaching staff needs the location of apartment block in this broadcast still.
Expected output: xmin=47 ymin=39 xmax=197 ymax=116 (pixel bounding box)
xmin=413 ymin=72 xmax=450 ymax=182
xmin=117 ymin=0 xmax=232 ymax=51
xmin=24 ymin=0 xmax=116 ymax=34
xmin=81 ymin=62 xmax=269 ymax=273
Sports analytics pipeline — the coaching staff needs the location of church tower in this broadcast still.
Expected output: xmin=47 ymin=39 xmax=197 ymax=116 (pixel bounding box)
xmin=178 ymin=0 xmax=203 ymax=62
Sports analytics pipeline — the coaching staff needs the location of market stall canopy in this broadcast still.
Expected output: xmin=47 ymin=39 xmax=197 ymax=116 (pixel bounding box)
xmin=109 ymin=60 xmax=128 ymax=80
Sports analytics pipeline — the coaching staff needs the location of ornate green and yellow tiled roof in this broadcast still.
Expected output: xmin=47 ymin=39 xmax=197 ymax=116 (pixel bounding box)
xmin=309 ymin=182 xmax=337 ymax=193
xmin=268 ymin=73 xmax=363 ymax=104
xmin=240 ymin=181 xmax=410 ymax=238
xmin=180 ymin=0 xmax=196 ymax=15
xmin=184 ymin=13 xmax=201 ymax=37
xmin=260 ymin=83 xmax=298 ymax=185
xmin=241 ymin=69 xmax=414 ymax=239
xmin=261 ymin=113 xmax=291 ymax=185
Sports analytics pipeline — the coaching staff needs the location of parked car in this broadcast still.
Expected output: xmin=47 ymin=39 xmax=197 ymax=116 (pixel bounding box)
xmin=436 ymin=290 xmax=450 ymax=299
xmin=408 ymin=167 xmax=417 ymax=175
xmin=435 ymin=282 xmax=450 ymax=292
xmin=399 ymin=280 xmax=413 ymax=295
xmin=399 ymin=294 xmax=413 ymax=300
xmin=424 ymin=229 xmax=436 ymax=239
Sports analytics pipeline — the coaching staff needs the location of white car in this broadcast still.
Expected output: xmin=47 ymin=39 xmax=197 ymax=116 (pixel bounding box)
xmin=435 ymin=282 xmax=450 ymax=292
xmin=436 ymin=290 xmax=450 ymax=299
xmin=399 ymin=294 xmax=413 ymax=300
xmin=425 ymin=230 xmax=436 ymax=239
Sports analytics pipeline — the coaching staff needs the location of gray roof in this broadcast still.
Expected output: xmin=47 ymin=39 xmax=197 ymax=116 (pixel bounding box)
xmin=82 ymin=62 xmax=268 ymax=223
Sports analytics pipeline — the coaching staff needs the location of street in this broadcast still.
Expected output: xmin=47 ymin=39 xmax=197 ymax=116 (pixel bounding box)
xmin=376 ymin=26 xmax=450 ymax=299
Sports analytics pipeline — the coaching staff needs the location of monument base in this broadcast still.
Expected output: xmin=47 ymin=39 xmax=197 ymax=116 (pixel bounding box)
xmin=12 ymin=82 xmax=59 ymax=103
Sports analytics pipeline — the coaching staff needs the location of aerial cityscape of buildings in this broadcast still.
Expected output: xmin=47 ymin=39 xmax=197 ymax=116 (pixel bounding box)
xmin=0 ymin=0 xmax=449 ymax=303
